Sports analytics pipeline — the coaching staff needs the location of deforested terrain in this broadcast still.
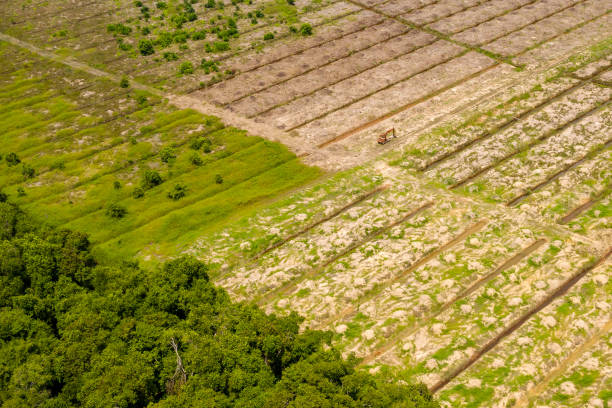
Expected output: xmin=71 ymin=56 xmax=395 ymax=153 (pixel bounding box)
xmin=1 ymin=0 xmax=611 ymax=406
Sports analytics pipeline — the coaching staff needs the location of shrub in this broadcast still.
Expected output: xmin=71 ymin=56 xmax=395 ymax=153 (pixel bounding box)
xmin=205 ymin=0 xmax=215 ymax=7
xmin=106 ymin=203 xmax=127 ymax=219
xmin=113 ymin=181 xmax=122 ymax=190
xmin=142 ymin=170 xmax=163 ymax=189
xmin=21 ymin=164 xmax=35 ymax=180
xmin=119 ymin=77 xmax=130 ymax=88
xmin=16 ymin=187 xmax=26 ymax=197
xmin=263 ymin=32 xmax=274 ymax=40
xmin=167 ymin=183 xmax=187 ymax=200
xmin=300 ymin=23 xmax=313 ymax=36
xmin=107 ymin=23 xmax=132 ymax=36
xmin=191 ymin=30 xmax=207 ymax=40
xmin=117 ymin=39 xmax=132 ymax=51
xmin=206 ymin=41 xmax=230 ymax=53
xmin=215 ymin=174 xmax=223 ymax=184
xmin=141 ymin=26 xmax=151 ymax=35
xmin=190 ymin=153 xmax=203 ymax=166
xmin=5 ymin=152 xmax=20 ymax=167
xmin=255 ymin=9 xmax=264 ymax=17
xmin=160 ymin=147 xmax=177 ymax=163
xmin=133 ymin=187 xmax=145 ymax=198
xmin=178 ymin=61 xmax=194 ymax=75
xmin=135 ymin=94 xmax=148 ymax=106
xmin=163 ymin=52 xmax=178 ymax=61
xmin=0 ymin=191 xmax=7 ymax=203
xmin=156 ymin=32 xmax=174 ymax=48
xmin=200 ymin=59 xmax=219 ymax=74
xmin=156 ymin=1 xmax=167 ymax=8
xmin=138 ymin=39 xmax=155 ymax=55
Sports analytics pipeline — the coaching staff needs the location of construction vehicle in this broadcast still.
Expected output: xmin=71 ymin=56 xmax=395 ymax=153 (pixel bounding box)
xmin=377 ymin=128 xmax=396 ymax=145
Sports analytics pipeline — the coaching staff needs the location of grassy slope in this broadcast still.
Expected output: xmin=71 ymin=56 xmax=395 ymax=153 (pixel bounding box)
xmin=0 ymin=41 xmax=321 ymax=263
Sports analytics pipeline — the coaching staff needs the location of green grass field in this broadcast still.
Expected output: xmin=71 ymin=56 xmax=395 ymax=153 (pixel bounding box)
xmin=0 ymin=40 xmax=320 ymax=262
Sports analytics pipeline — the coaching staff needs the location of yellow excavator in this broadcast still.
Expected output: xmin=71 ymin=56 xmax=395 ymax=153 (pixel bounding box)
xmin=377 ymin=128 xmax=397 ymax=145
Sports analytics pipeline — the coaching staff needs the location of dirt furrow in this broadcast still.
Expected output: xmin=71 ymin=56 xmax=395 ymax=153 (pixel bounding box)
xmin=216 ymin=23 xmax=410 ymax=106
xmin=360 ymin=237 xmax=548 ymax=366
xmin=257 ymin=201 xmax=434 ymax=305
xmin=319 ymin=219 xmax=489 ymax=329
xmin=314 ymin=62 xmax=498 ymax=147
xmin=514 ymin=318 xmax=612 ymax=407
xmin=558 ymin=184 xmax=612 ymax=224
xmin=450 ymin=98 xmax=612 ymax=189
xmin=429 ymin=246 xmax=612 ymax=394
xmin=250 ymin=184 xmax=389 ymax=262
xmin=507 ymin=139 xmax=612 ymax=206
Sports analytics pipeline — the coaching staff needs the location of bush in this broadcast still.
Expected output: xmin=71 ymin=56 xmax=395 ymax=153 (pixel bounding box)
xmin=300 ymin=23 xmax=313 ymax=36
xmin=138 ymin=39 xmax=155 ymax=55
xmin=167 ymin=183 xmax=188 ymax=200
xmin=163 ymin=52 xmax=178 ymax=61
xmin=142 ymin=170 xmax=163 ymax=189
xmin=263 ymin=32 xmax=274 ymax=40
xmin=190 ymin=153 xmax=203 ymax=166
xmin=190 ymin=136 xmax=210 ymax=150
xmin=107 ymin=23 xmax=132 ymax=36
xmin=135 ymin=94 xmax=148 ymax=106
xmin=119 ymin=77 xmax=130 ymax=88
xmin=21 ymin=163 xmax=35 ymax=180
xmin=16 ymin=187 xmax=26 ymax=197
xmin=113 ymin=181 xmax=122 ymax=190
xmin=5 ymin=152 xmax=20 ymax=167
xmin=160 ymin=147 xmax=177 ymax=163
xmin=215 ymin=174 xmax=223 ymax=184
xmin=0 ymin=191 xmax=7 ymax=202
xmin=106 ymin=203 xmax=127 ymax=218
xmin=200 ymin=59 xmax=219 ymax=74
xmin=156 ymin=1 xmax=167 ymax=9
xmin=133 ymin=187 xmax=145 ymax=198
xmin=192 ymin=30 xmax=207 ymax=40
xmin=178 ymin=61 xmax=194 ymax=75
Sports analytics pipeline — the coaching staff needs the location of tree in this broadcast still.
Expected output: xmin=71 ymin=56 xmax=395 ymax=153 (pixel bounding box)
xmin=142 ymin=170 xmax=163 ymax=189
xmin=167 ymin=184 xmax=187 ymax=200
xmin=106 ymin=203 xmax=127 ymax=218
xmin=139 ymin=39 xmax=155 ymax=55
xmin=5 ymin=152 xmax=20 ymax=167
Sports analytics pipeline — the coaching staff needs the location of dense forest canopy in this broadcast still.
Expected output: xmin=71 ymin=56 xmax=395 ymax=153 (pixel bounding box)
xmin=0 ymin=200 xmax=439 ymax=408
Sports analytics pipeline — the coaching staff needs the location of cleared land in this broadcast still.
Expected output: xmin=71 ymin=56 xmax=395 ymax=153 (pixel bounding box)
xmin=1 ymin=0 xmax=611 ymax=406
